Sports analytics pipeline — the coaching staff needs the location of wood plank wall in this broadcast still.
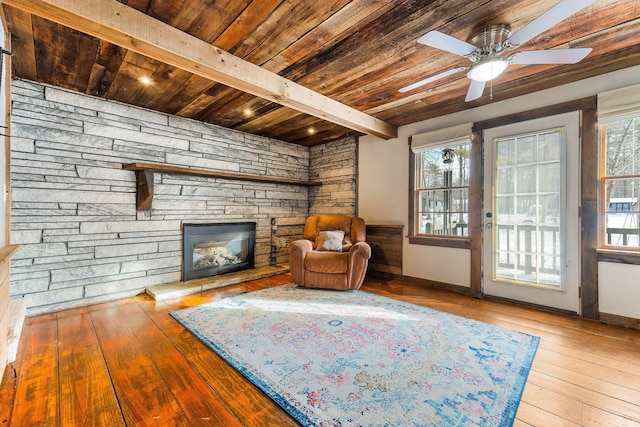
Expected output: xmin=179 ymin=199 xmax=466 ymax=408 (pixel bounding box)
xmin=0 ymin=9 xmax=12 ymax=380
xmin=366 ymin=224 xmax=403 ymax=276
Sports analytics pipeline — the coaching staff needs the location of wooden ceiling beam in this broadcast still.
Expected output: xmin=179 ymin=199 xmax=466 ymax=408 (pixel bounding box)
xmin=2 ymin=0 xmax=398 ymax=140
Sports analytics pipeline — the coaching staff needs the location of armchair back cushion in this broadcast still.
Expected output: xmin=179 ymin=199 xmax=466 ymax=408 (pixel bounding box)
xmin=303 ymin=214 xmax=366 ymax=251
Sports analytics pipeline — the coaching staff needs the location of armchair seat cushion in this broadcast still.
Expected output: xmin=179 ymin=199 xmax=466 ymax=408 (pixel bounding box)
xmin=305 ymin=251 xmax=348 ymax=273
xmin=304 ymin=271 xmax=348 ymax=290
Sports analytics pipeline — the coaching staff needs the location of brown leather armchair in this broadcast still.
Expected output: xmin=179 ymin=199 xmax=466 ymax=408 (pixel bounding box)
xmin=287 ymin=215 xmax=371 ymax=290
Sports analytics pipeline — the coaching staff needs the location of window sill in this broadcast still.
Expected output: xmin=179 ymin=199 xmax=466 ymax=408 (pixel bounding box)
xmin=408 ymin=236 xmax=471 ymax=249
xmin=596 ymin=248 xmax=640 ymax=265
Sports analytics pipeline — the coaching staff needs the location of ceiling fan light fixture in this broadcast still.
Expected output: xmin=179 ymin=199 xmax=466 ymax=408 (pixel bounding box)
xmin=467 ymin=58 xmax=509 ymax=82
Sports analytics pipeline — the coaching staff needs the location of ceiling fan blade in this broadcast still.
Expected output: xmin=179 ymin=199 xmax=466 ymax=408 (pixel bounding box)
xmin=418 ymin=31 xmax=477 ymax=57
xmin=510 ymin=48 xmax=592 ymax=64
xmin=465 ymin=79 xmax=486 ymax=102
xmin=507 ymin=0 xmax=597 ymax=47
xmin=399 ymin=67 xmax=466 ymax=93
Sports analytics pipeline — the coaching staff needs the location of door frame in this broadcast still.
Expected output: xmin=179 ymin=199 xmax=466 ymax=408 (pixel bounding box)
xmin=469 ymin=97 xmax=599 ymax=318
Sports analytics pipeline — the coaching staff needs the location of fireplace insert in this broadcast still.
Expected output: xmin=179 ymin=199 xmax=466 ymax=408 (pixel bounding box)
xmin=182 ymin=222 xmax=256 ymax=281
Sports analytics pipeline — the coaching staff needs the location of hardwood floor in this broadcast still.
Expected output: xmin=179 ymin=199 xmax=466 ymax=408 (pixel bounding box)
xmin=1 ymin=274 xmax=639 ymax=426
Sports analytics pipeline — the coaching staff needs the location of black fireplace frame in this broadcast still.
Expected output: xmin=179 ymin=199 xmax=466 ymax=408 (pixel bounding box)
xmin=182 ymin=222 xmax=256 ymax=281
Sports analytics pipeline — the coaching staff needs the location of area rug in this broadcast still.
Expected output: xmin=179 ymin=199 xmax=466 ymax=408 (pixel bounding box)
xmin=171 ymin=284 xmax=539 ymax=426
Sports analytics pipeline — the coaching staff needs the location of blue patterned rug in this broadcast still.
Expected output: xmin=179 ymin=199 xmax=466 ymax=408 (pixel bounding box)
xmin=171 ymin=284 xmax=539 ymax=426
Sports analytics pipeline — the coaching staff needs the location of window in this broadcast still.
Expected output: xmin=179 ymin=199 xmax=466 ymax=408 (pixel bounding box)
xmin=410 ymin=123 xmax=471 ymax=239
xmin=415 ymin=144 xmax=470 ymax=236
xmin=600 ymin=113 xmax=640 ymax=249
xmin=598 ymin=84 xmax=640 ymax=251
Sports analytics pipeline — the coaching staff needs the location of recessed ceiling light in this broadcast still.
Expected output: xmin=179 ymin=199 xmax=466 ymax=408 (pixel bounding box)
xmin=308 ymin=127 xmax=316 ymax=135
xmin=138 ymin=76 xmax=153 ymax=85
xmin=243 ymin=108 xmax=253 ymax=117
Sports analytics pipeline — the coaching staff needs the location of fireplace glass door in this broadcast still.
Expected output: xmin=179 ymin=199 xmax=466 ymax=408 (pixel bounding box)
xmin=183 ymin=222 xmax=256 ymax=281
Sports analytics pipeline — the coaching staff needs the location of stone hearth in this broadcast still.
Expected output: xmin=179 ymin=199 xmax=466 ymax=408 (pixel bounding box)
xmin=146 ymin=263 xmax=289 ymax=301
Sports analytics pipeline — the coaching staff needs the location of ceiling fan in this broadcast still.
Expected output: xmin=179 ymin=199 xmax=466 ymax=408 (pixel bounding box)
xmin=399 ymin=0 xmax=597 ymax=102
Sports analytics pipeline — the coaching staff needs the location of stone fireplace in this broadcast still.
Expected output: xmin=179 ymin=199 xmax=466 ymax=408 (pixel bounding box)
xmin=9 ymin=79 xmax=356 ymax=315
xmin=182 ymin=223 xmax=256 ymax=281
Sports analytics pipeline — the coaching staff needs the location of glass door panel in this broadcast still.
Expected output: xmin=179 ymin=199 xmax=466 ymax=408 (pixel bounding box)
xmin=493 ymin=129 xmax=562 ymax=288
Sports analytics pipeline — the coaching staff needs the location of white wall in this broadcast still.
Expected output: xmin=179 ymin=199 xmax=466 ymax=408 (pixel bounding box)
xmin=358 ymin=137 xmax=470 ymax=286
xmin=599 ymin=262 xmax=639 ymax=319
xmin=359 ymin=65 xmax=640 ymax=318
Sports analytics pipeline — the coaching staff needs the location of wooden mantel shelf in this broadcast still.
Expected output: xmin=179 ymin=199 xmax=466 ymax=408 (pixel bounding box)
xmin=0 ymin=244 xmax=20 ymax=268
xmin=123 ymin=162 xmax=322 ymax=211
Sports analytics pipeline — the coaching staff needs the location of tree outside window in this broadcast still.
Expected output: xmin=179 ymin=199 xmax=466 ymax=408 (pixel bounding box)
xmin=415 ymin=143 xmax=470 ymax=237
xmin=601 ymin=113 xmax=640 ymax=248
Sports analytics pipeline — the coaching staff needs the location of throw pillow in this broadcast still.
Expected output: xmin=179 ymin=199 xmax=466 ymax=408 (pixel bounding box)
xmin=316 ymin=230 xmax=345 ymax=252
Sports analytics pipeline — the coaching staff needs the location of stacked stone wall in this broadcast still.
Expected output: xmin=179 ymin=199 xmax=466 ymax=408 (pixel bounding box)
xmin=9 ymin=79 xmax=354 ymax=314
xmin=309 ymin=136 xmax=357 ymax=216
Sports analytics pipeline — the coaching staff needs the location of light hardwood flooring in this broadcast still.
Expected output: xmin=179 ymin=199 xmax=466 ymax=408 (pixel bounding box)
xmin=1 ymin=274 xmax=639 ymax=426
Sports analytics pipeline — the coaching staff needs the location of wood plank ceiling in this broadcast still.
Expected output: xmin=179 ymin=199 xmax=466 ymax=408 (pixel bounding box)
xmin=2 ymin=0 xmax=640 ymax=146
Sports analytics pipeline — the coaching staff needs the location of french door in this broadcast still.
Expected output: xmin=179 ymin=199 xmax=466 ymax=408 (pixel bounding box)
xmin=482 ymin=112 xmax=580 ymax=313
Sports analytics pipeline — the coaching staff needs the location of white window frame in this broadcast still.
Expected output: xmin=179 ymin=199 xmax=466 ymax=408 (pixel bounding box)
xmin=598 ymin=84 xmax=640 ymax=251
xmin=410 ymin=123 xmax=472 ymax=240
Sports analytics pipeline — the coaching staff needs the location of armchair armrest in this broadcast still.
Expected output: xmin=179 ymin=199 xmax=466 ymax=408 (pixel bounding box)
xmin=287 ymin=239 xmax=314 ymax=285
xmin=348 ymin=241 xmax=371 ymax=259
xmin=347 ymin=241 xmax=371 ymax=289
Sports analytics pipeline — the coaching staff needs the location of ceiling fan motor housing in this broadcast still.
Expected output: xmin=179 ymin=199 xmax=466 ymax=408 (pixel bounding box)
xmin=469 ymin=24 xmax=512 ymax=61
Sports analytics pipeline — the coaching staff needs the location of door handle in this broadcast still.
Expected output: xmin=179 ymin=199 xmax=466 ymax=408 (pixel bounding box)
xmin=485 ymin=212 xmax=492 ymax=229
